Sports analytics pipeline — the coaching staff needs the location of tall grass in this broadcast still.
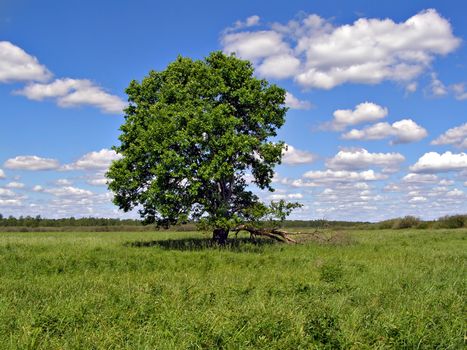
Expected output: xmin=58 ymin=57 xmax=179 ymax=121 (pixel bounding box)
xmin=0 ymin=229 xmax=465 ymax=349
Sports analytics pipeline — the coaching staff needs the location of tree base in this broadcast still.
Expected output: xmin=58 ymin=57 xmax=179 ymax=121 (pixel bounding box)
xmin=212 ymin=228 xmax=229 ymax=245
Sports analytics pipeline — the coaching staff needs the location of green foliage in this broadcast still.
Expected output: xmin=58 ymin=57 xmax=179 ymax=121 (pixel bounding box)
xmin=0 ymin=229 xmax=465 ymax=348
xmin=436 ymin=214 xmax=466 ymax=228
xmin=107 ymin=52 xmax=288 ymax=231
xmin=0 ymin=215 xmax=141 ymax=228
xmin=392 ymin=216 xmax=421 ymax=229
xmin=240 ymin=200 xmax=303 ymax=229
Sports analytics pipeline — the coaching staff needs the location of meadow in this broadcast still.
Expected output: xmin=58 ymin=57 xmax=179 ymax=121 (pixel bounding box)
xmin=0 ymin=229 xmax=465 ymax=349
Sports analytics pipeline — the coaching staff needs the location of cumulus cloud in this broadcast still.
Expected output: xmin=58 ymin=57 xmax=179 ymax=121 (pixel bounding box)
xmin=6 ymin=182 xmax=25 ymax=189
xmin=32 ymin=185 xmax=44 ymax=192
xmin=446 ymin=188 xmax=463 ymax=197
xmin=222 ymin=31 xmax=290 ymax=62
xmin=451 ymin=83 xmax=467 ymax=100
xmin=257 ymin=54 xmax=301 ymax=79
xmin=270 ymin=192 xmax=303 ymax=200
xmin=226 ymin=15 xmax=261 ymax=32
xmin=303 ymin=169 xmax=386 ymax=182
xmin=16 ymin=78 xmax=126 ymax=114
xmin=326 ymin=148 xmax=405 ymax=172
xmin=409 ymin=196 xmax=427 ymax=203
xmin=62 ymin=149 xmax=121 ymax=170
xmin=285 ymin=92 xmax=312 ymax=110
xmin=0 ymin=169 xmax=5 ymax=178
xmin=0 ymin=188 xmax=15 ymax=197
xmin=342 ymin=119 xmax=427 ymax=144
xmin=0 ymin=199 xmax=22 ymax=206
xmin=327 ymin=102 xmax=388 ymax=130
xmin=432 ymin=123 xmax=467 ymax=149
xmin=44 ymin=186 xmax=94 ymax=198
xmin=0 ymin=41 xmax=52 ymax=83
xmin=221 ymin=9 xmax=460 ymax=89
xmin=85 ymin=170 xmax=108 ymax=186
xmin=402 ymin=173 xmax=438 ymax=183
xmin=405 ymin=82 xmax=418 ymax=93
xmin=282 ymin=144 xmax=316 ymax=165
xmin=4 ymin=155 xmax=60 ymax=171
xmin=439 ymin=179 xmax=454 ymax=186
xmin=56 ymin=179 xmax=73 ymax=186
xmin=427 ymin=73 xmax=448 ymax=97
xmin=410 ymin=151 xmax=467 ymax=173
xmin=87 ymin=178 xmax=108 ymax=186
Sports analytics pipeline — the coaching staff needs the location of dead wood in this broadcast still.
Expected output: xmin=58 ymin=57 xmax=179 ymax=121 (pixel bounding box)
xmin=232 ymin=224 xmax=300 ymax=243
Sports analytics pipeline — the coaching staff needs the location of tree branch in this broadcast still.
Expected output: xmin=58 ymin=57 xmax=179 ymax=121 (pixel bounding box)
xmin=233 ymin=224 xmax=298 ymax=243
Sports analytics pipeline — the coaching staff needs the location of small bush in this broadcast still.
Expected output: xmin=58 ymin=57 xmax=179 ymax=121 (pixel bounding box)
xmin=392 ymin=216 xmax=421 ymax=229
xmin=436 ymin=215 xmax=466 ymax=229
xmin=376 ymin=219 xmax=399 ymax=229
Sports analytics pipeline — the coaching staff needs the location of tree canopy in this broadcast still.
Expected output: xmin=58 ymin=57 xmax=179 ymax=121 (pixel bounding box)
xmin=107 ymin=51 xmax=297 ymax=243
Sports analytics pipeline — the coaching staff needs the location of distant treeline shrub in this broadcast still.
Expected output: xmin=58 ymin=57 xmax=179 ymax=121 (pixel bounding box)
xmin=393 ymin=216 xmax=421 ymax=229
xmin=435 ymin=214 xmax=466 ymax=229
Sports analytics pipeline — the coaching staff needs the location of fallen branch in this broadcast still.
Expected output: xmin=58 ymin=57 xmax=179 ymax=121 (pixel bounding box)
xmin=233 ymin=224 xmax=299 ymax=244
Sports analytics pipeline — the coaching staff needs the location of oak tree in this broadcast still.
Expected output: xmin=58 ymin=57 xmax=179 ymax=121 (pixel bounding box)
xmin=107 ymin=52 xmax=299 ymax=243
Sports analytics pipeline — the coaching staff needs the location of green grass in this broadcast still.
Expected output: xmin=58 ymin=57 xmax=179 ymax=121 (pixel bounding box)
xmin=0 ymin=229 xmax=465 ymax=349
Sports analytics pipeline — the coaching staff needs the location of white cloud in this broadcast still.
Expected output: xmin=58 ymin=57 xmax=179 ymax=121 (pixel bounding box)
xmin=0 ymin=199 xmax=22 ymax=206
xmin=0 ymin=169 xmax=5 ymax=178
xmin=427 ymin=73 xmax=448 ymax=97
xmin=0 ymin=188 xmax=15 ymax=197
xmin=6 ymin=182 xmax=25 ymax=189
xmin=270 ymin=192 xmax=303 ymax=200
xmin=451 ymin=83 xmax=467 ymax=100
xmin=33 ymin=185 xmax=44 ymax=192
xmin=257 ymin=54 xmax=301 ymax=79
xmin=85 ymin=170 xmax=108 ymax=186
xmin=222 ymin=31 xmax=290 ymax=61
xmin=439 ymin=179 xmax=454 ymax=186
xmin=410 ymin=151 xmax=467 ymax=173
xmin=56 ymin=179 xmax=73 ymax=186
xmin=402 ymin=173 xmax=438 ymax=183
xmin=303 ymin=169 xmax=386 ymax=182
xmin=285 ymin=92 xmax=312 ymax=110
xmin=342 ymin=119 xmax=427 ymax=144
xmin=446 ymin=188 xmax=463 ymax=197
xmin=4 ymin=155 xmax=60 ymax=171
xmin=227 ymin=15 xmax=261 ymax=32
xmin=63 ymin=149 xmax=121 ymax=170
xmin=0 ymin=41 xmax=52 ymax=83
xmin=409 ymin=196 xmax=427 ymax=203
xmin=16 ymin=78 xmax=126 ymax=114
xmin=327 ymin=102 xmax=388 ymax=130
xmin=245 ymin=15 xmax=260 ymax=27
xmin=45 ymin=186 xmax=93 ymax=198
xmin=432 ymin=123 xmax=467 ymax=149
xmin=405 ymin=82 xmax=418 ymax=93
xmin=87 ymin=178 xmax=108 ymax=186
xmin=282 ymin=144 xmax=316 ymax=165
xmin=326 ymin=148 xmax=405 ymax=172
xmin=222 ymin=9 xmax=460 ymax=89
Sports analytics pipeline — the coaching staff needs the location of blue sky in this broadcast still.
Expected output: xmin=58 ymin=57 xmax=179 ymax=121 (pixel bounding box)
xmin=0 ymin=0 xmax=466 ymax=220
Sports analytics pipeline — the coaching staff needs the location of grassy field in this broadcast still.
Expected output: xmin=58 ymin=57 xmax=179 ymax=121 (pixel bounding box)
xmin=0 ymin=229 xmax=465 ymax=349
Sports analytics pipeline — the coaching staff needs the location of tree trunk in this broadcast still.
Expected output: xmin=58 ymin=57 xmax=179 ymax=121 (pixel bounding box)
xmin=212 ymin=228 xmax=229 ymax=245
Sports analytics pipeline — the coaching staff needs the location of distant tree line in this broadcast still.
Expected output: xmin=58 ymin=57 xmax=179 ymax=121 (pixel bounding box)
xmin=0 ymin=213 xmax=464 ymax=230
xmin=0 ymin=214 xmax=142 ymax=228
